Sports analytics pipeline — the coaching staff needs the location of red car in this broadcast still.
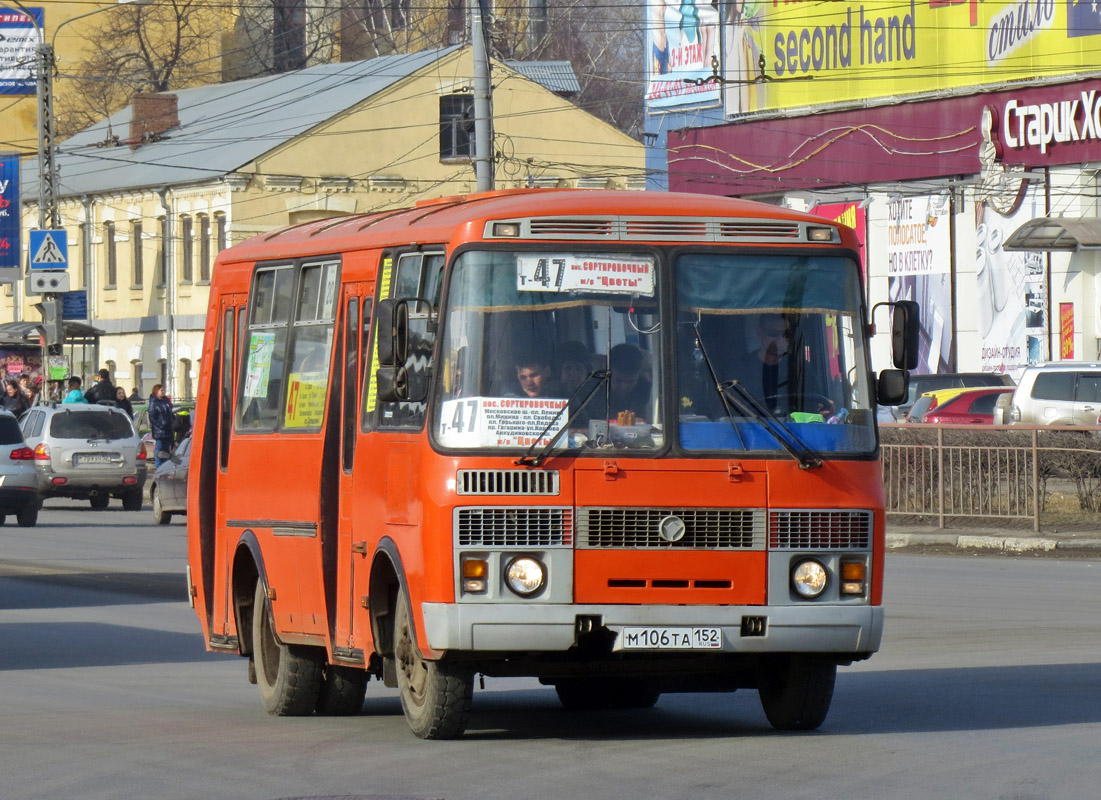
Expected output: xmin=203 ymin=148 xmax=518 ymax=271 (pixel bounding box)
xmin=918 ymin=387 xmax=1015 ymax=424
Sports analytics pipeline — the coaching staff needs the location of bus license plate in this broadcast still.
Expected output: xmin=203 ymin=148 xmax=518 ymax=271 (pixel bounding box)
xmin=619 ymin=627 xmax=722 ymax=650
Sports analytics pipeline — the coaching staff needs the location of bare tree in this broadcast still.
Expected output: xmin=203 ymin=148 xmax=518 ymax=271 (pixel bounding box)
xmin=58 ymin=0 xmax=221 ymax=137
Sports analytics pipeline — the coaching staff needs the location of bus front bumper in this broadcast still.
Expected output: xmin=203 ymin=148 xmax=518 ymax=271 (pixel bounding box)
xmin=421 ymin=602 xmax=883 ymax=656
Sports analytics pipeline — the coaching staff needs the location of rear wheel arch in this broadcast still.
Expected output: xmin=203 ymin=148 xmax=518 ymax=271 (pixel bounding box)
xmin=231 ymin=531 xmax=266 ymax=656
xmin=368 ymin=538 xmax=406 ymax=658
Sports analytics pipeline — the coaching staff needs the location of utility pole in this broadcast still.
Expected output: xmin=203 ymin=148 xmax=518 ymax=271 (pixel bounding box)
xmin=471 ymin=0 xmax=495 ymax=192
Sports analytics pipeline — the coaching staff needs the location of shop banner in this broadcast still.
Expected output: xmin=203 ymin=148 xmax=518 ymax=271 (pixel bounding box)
xmin=1060 ymin=302 xmax=1075 ymax=359
xmin=0 ymin=7 xmax=41 ymax=96
xmin=646 ymin=0 xmax=720 ymax=109
xmin=0 ymin=156 xmax=19 ymax=278
xmin=723 ymin=0 xmax=1101 ymax=117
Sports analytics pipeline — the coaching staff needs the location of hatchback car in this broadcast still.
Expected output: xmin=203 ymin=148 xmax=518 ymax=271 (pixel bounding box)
xmin=912 ymin=387 xmax=1015 ymax=424
xmin=151 ymin=436 xmax=190 ymax=524
xmin=21 ymin=404 xmax=149 ymax=510
xmin=879 ymin=372 xmax=1015 ymax=422
xmin=0 ymin=409 xmax=40 ymax=526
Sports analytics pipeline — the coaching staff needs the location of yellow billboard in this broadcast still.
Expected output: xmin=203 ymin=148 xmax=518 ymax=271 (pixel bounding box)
xmin=724 ymin=0 xmax=1101 ymax=116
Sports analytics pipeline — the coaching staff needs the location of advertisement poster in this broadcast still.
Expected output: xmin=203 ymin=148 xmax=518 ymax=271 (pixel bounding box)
xmin=1060 ymin=302 xmax=1075 ymax=360
xmin=0 ymin=155 xmax=19 ymax=277
xmin=720 ymin=0 xmax=1101 ymax=116
xmin=975 ymin=187 xmax=1045 ymax=377
xmin=646 ymin=0 xmax=720 ymax=109
xmin=0 ymin=6 xmax=41 ymax=96
xmin=885 ymin=195 xmax=953 ymax=374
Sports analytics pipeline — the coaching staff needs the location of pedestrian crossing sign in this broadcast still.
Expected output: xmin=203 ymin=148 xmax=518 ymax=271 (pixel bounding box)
xmin=29 ymin=229 xmax=68 ymax=270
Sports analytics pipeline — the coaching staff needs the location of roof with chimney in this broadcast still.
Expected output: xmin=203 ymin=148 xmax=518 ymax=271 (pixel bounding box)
xmin=20 ymin=46 xmax=577 ymax=201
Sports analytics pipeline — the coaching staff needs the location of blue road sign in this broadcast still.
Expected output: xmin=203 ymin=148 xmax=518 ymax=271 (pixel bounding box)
xmin=29 ymin=229 xmax=68 ymax=270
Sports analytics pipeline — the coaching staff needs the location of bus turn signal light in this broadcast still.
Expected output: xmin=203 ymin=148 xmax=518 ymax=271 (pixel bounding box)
xmin=462 ymin=558 xmax=488 ymax=594
xmin=840 ymin=561 xmax=866 ymax=596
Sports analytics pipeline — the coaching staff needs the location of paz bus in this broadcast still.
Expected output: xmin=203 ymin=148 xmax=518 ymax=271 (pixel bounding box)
xmin=186 ymin=189 xmax=915 ymax=739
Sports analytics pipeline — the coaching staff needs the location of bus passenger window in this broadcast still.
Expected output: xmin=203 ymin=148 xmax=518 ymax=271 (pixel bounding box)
xmin=284 ymin=262 xmax=339 ymax=430
xmin=236 ymin=264 xmax=293 ymax=431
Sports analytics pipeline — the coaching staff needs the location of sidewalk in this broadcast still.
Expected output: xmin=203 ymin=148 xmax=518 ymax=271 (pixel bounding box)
xmin=887 ymin=522 xmax=1101 ymax=555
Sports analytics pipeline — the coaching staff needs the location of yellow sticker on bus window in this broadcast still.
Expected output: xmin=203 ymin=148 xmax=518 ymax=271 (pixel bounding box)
xmin=284 ymin=372 xmax=327 ymax=428
xmin=364 ymin=257 xmax=393 ymax=414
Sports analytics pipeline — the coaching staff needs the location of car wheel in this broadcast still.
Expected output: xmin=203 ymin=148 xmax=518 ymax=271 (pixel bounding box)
xmin=394 ymin=585 xmax=473 ymax=739
xmin=122 ymin=488 xmax=143 ymax=512
xmin=252 ymin=581 xmax=323 ymax=715
xmin=151 ymin=487 xmax=172 ymax=524
xmin=16 ymin=505 xmax=38 ymax=528
xmin=89 ymin=494 xmax=110 ymax=510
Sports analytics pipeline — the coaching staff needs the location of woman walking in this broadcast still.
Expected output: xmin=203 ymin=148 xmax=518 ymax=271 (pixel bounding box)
xmin=149 ymin=383 xmax=174 ymax=467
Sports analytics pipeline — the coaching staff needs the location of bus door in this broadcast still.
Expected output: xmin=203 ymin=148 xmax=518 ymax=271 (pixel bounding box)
xmin=211 ymin=293 xmax=246 ymax=640
xmin=334 ymin=283 xmax=373 ymax=654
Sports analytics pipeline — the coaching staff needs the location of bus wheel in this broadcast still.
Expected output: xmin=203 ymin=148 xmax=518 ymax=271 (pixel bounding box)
xmin=252 ymin=581 xmax=323 ymax=716
xmin=315 ymin=664 xmax=368 ymax=716
xmin=757 ymin=656 xmax=835 ymax=731
xmin=555 ymin=678 xmax=660 ymax=710
xmin=394 ymin=586 xmax=472 ymax=739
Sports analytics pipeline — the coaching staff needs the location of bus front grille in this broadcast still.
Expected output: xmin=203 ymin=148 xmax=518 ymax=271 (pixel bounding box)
xmin=576 ymin=508 xmax=766 ymax=550
xmin=768 ymin=509 xmax=873 ymax=550
xmin=455 ymin=507 xmax=573 ymax=547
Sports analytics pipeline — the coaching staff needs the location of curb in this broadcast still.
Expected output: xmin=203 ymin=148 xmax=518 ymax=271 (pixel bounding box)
xmin=887 ymin=532 xmax=1101 ymax=553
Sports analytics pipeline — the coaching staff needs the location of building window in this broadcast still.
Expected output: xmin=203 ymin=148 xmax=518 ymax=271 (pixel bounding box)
xmin=215 ymin=213 xmax=227 ymax=253
xmin=180 ymin=215 xmax=193 ymax=283
xmin=440 ymin=94 xmax=474 ymax=160
xmin=179 ymin=358 xmax=193 ymax=401
xmin=529 ymin=0 xmax=548 ymax=47
xmin=364 ymin=0 xmax=409 ymax=31
xmin=157 ymin=216 xmax=167 ymax=286
xmin=132 ymin=220 xmax=143 ymax=286
xmin=159 ymin=359 xmax=168 ymax=391
xmin=198 ymin=215 xmax=211 ymax=282
xmin=131 ymin=360 xmax=144 ymax=398
xmin=104 ymin=221 xmax=117 ymax=288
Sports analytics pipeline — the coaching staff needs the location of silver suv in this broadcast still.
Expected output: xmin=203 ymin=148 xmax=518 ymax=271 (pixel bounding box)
xmin=999 ymin=362 xmax=1101 ymax=426
xmin=21 ymin=404 xmax=149 ymax=510
xmin=0 ymin=409 xmax=40 ymax=526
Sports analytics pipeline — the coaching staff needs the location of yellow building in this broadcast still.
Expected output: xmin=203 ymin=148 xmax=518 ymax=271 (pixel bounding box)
xmin=13 ymin=46 xmax=645 ymax=399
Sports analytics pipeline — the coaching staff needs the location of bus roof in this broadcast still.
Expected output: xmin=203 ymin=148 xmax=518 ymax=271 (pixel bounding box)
xmin=220 ymin=189 xmax=858 ymax=265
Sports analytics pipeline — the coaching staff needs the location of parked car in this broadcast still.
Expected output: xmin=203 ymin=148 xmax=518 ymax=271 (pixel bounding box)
xmin=911 ymin=386 xmax=1015 ymax=424
xmin=879 ymin=372 xmax=1016 ymax=422
xmin=151 ymin=436 xmax=190 ymax=524
xmin=998 ymin=362 xmax=1101 ymax=426
xmin=20 ymin=404 xmax=149 ymax=510
xmin=905 ymin=387 xmax=976 ymax=423
xmin=0 ymin=409 xmax=40 ymax=527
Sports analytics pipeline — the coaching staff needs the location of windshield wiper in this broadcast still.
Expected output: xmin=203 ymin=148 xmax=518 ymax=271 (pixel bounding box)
xmin=516 ymin=370 xmax=610 ymax=467
xmin=693 ymin=322 xmax=822 ymax=470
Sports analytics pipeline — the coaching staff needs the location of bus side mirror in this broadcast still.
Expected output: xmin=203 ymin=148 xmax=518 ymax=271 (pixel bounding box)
xmin=376 ymin=365 xmax=427 ymax=403
xmin=877 ymin=369 xmax=909 ymax=406
xmin=891 ymin=300 xmax=920 ymax=370
xmin=376 ymin=299 xmax=408 ymax=367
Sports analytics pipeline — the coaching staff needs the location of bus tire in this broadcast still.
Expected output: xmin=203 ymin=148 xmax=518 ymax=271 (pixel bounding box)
xmin=555 ymin=678 xmax=660 ymax=710
xmin=315 ymin=664 xmax=368 ymax=716
xmin=757 ymin=656 xmax=835 ymax=731
xmin=151 ymin=488 xmax=172 ymax=524
xmin=252 ymin=581 xmax=323 ymax=716
xmin=394 ymin=586 xmax=472 ymax=739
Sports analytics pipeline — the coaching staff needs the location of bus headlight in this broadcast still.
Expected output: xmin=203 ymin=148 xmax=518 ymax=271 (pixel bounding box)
xmin=504 ymin=557 xmax=546 ymax=598
xmin=791 ymin=559 xmax=828 ymax=599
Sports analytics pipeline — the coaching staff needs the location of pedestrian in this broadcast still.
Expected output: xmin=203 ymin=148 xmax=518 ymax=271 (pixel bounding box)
xmin=84 ymin=368 xmax=116 ymax=405
xmin=127 ymin=386 xmax=141 ymax=405
xmin=18 ymin=373 xmax=37 ymax=406
xmin=115 ymin=386 xmax=134 ymax=417
xmin=62 ymin=377 xmax=88 ymax=404
xmin=1 ymin=379 xmax=28 ymax=415
xmin=149 ymin=383 xmax=174 ymax=467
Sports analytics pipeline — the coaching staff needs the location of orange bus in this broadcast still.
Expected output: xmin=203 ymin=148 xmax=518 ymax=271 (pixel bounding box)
xmin=186 ymin=189 xmax=914 ymax=739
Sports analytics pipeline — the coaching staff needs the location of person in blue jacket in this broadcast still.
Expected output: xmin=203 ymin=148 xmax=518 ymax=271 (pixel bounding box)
xmin=148 ymin=383 xmax=174 ymax=467
xmin=62 ymin=377 xmax=88 ymax=404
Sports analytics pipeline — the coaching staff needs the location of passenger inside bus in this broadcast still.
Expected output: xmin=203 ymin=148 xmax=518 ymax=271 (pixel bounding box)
xmin=511 ymin=348 xmax=565 ymax=398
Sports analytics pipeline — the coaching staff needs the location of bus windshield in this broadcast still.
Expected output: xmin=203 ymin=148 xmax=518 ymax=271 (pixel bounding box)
xmin=432 ymin=249 xmax=874 ymax=456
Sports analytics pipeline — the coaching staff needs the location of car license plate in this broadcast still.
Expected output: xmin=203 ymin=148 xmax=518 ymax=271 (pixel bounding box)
xmin=618 ymin=626 xmax=722 ymax=650
xmin=76 ymin=453 xmax=113 ymax=465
